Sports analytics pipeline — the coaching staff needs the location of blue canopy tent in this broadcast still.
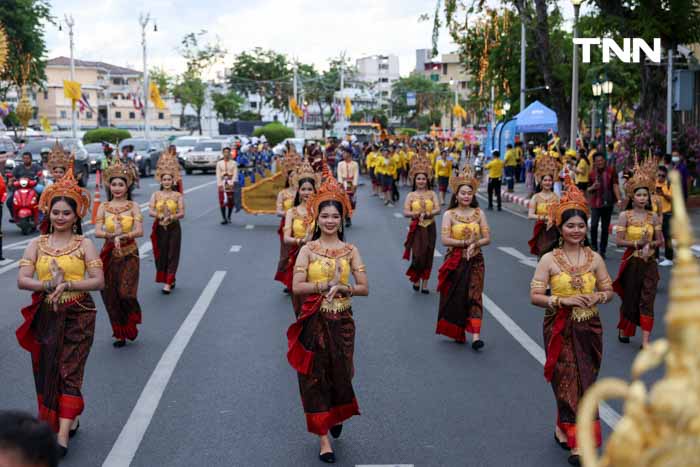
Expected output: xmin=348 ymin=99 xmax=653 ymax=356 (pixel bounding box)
xmin=515 ymin=100 xmax=558 ymax=134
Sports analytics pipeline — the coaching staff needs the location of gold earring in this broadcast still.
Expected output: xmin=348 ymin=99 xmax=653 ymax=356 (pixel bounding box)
xmin=558 ymin=236 xmax=564 ymax=247
xmin=72 ymin=224 xmax=78 ymax=234
xmin=49 ymin=224 xmax=54 ymax=234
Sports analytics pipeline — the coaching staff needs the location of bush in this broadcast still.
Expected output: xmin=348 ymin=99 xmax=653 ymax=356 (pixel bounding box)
xmin=83 ymin=128 xmax=132 ymax=145
xmin=397 ymin=128 xmax=418 ymax=137
xmin=252 ymin=122 xmax=294 ymax=146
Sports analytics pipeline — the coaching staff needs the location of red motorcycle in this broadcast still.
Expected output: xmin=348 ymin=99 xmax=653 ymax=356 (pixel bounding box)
xmin=12 ymin=177 xmax=39 ymax=235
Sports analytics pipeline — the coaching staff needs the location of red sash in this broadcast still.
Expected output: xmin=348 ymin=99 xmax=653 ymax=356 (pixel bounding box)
xmin=287 ymin=295 xmax=324 ymax=375
xmin=150 ymin=221 xmax=160 ymax=263
xmin=528 ymin=220 xmax=546 ymax=255
xmin=403 ymin=219 xmax=419 ymax=260
xmin=437 ymin=248 xmax=463 ymax=295
xmin=544 ymin=306 xmax=571 ymax=382
xmin=612 ymin=247 xmax=634 ymax=298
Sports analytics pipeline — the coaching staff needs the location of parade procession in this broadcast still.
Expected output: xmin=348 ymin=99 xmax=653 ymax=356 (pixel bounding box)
xmin=2 ymin=1 xmax=700 ymax=466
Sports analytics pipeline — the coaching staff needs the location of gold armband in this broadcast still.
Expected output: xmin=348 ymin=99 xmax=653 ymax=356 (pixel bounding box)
xmin=353 ymin=265 xmax=366 ymax=273
xmin=18 ymin=258 xmax=35 ymax=267
xmin=294 ymin=266 xmax=306 ymax=274
xmin=86 ymin=259 xmax=104 ymax=269
xmin=654 ymin=224 xmax=662 ymax=231
xmin=134 ymin=213 xmax=144 ymax=222
xmin=441 ymin=227 xmax=450 ymax=234
xmin=597 ymin=276 xmax=612 ymax=288
xmin=530 ymin=279 xmax=547 ymax=290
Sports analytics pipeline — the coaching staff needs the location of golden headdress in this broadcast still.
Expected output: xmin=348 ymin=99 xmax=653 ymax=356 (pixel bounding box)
xmin=38 ymin=166 xmax=91 ymax=218
xmin=103 ymin=158 xmax=135 ymax=187
xmin=290 ymin=157 xmax=321 ymax=190
xmin=625 ymin=155 xmax=656 ymax=195
xmin=155 ymin=152 xmax=181 ymax=183
xmin=408 ymin=153 xmax=433 ymax=181
xmin=448 ymin=163 xmax=479 ymax=194
xmin=548 ymin=176 xmax=589 ymax=227
xmin=306 ymin=162 xmax=353 ymax=221
xmin=47 ymin=140 xmax=74 ymax=172
xmin=534 ymin=152 xmax=560 ymax=181
xmin=281 ymin=151 xmax=302 ymax=175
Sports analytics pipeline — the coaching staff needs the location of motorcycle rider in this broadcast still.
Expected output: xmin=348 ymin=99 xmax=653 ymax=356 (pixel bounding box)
xmin=7 ymin=152 xmax=42 ymax=222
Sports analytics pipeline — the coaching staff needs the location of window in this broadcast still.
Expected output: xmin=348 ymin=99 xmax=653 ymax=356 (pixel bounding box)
xmin=378 ymin=63 xmax=389 ymax=71
xmin=129 ymin=112 xmax=136 ymax=119
xmin=461 ymin=81 xmax=467 ymax=89
xmin=379 ymin=77 xmax=389 ymax=83
xmin=430 ymin=74 xmax=439 ymax=82
xmin=86 ymin=112 xmax=93 ymax=119
xmin=158 ymin=112 xmax=164 ymax=120
xmin=43 ymin=91 xmax=48 ymax=100
xmin=250 ymin=102 xmax=257 ymax=109
xmin=443 ymin=64 xmax=448 ymax=75
xmin=115 ymin=111 xmax=122 ymax=118
xmin=60 ymin=110 xmax=67 ymax=119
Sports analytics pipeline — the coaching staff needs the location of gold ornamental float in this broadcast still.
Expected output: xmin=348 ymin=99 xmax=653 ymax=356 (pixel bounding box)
xmin=0 ymin=24 xmax=8 ymax=72
xmin=578 ymin=171 xmax=700 ymax=467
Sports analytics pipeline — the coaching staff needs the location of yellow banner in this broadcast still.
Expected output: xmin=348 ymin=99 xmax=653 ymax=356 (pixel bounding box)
xmin=149 ymin=82 xmax=166 ymax=110
xmin=40 ymin=116 xmax=52 ymax=133
xmin=344 ymin=96 xmax=352 ymax=118
xmin=63 ymin=80 xmax=81 ymax=101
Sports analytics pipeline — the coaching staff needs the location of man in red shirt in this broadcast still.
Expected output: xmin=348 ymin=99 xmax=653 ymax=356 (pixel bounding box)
xmin=0 ymin=172 xmax=6 ymax=260
xmin=586 ymin=152 xmax=621 ymax=258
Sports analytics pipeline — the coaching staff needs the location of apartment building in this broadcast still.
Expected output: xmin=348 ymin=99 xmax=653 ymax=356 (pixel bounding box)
xmin=356 ymin=55 xmax=400 ymax=108
xmin=38 ymin=57 xmax=173 ymax=131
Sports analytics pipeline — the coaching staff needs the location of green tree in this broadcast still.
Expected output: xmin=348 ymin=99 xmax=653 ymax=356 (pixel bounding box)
xmin=252 ymin=121 xmax=294 ymax=146
xmin=228 ymin=48 xmax=290 ymax=118
xmin=172 ymin=73 xmax=206 ymax=134
xmin=149 ymin=67 xmax=171 ymax=95
xmin=211 ymin=89 xmax=245 ymax=121
xmin=391 ymin=75 xmax=450 ymax=127
xmin=0 ymin=0 xmax=51 ymax=100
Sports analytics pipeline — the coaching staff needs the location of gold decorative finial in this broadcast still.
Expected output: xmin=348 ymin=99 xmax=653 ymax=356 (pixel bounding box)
xmin=578 ymin=170 xmax=700 ymax=467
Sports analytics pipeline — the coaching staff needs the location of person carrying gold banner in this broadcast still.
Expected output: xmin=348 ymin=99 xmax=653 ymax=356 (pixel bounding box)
xmin=274 ymin=151 xmax=302 ymax=291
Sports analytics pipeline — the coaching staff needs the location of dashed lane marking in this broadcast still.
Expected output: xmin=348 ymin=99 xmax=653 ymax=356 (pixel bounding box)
xmin=0 ymin=261 xmax=19 ymax=275
xmin=230 ymin=245 xmax=242 ymax=253
xmin=0 ymin=258 xmax=13 ymax=266
xmin=138 ymin=242 xmax=153 ymax=259
xmin=498 ymin=246 xmax=538 ymax=268
xmin=102 ymin=271 xmax=227 ymax=467
xmin=483 ymin=293 xmax=621 ymax=429
xmin=393 ymin=212 xmax=403 ymax=218
xmin=245 ymin=224 xmax=255 ymax=230
xmin=433 ymin=248 xmax=443 ymax=257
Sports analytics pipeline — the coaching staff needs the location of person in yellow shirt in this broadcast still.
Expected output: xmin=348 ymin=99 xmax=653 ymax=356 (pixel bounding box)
xmin=379 ymin=147 xmax=397 ymax=206
xmin=655 ymin=165 xmax=673 ymax=265
xmin=484 ymin=150 xmax=504 ymax=210
xmin=504 ymin=144 xmax=518 ymax=193
xmin=574 ymin=150 xmax=591 ymax=190
xmin=393 ymin=146 xmax=406 ymax=188
xmin=366 ymin=145 xmax=380 ymax=197
xmin=434 ymin=149 xmax=455 ymax=205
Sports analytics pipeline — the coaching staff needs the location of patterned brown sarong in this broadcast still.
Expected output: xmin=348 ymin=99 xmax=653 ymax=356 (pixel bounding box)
xmin=436 ymin=250 xmax=485 ymax=341
xmin=101 ymin=240 xmax=142 ymax=340
xmin=274 ymin=216 xmax=290 ymax=285
xmin=404 ymin=222 xmax=436 ymax=283
xmin=613 ymin=248 xmax=659 ymax=336
xmin=528 ymin=220 xmax=558 ymax=257
xmin=151 ymin=220 xmax=181 ymax=285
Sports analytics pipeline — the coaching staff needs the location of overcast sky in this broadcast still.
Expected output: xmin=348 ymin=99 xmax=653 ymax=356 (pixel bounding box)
xmin=45 ymin=0 xmax=578 ymax=78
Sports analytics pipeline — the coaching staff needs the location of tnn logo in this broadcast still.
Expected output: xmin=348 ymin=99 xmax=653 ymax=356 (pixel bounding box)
xmin=573 ymin=38 xmax=662 ymax=63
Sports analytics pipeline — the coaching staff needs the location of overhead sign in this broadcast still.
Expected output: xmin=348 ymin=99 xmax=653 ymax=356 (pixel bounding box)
xmin=406 ymin=92 xmax=416 ymax=107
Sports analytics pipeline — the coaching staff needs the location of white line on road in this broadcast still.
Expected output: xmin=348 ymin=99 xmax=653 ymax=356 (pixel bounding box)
xmin=245 ymin=224 xmax=254 ymax=230
xmin=102 ymin=271 xmax=227 ymax=467
xmin=0 ymin=258 xmax=13 ymax=266
xmin=357 ymin=465 xmax=414 ymax=467
xmin=0 ymin=261 xmax=19 ymax=275
xmin=433 ymin=248 xmax=443 ymax=257
xmin=393 ymin=212 xmax=403 ymax=219
xmin=138 ymin=242 xmax=153 ymax=259
xmin=229 ymin=245 xmax=242 ymax=253
xmin=475 ymin=193 xmax=528 ymax=220
xmin=482 ymin=294 xmax=621 ymax=429
xmin=498 ymin=246 xmax=538 ymax=268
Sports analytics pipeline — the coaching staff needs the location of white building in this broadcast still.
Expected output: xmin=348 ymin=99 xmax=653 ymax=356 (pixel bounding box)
xmin=355 ymin=55 xmax=400 ymax=108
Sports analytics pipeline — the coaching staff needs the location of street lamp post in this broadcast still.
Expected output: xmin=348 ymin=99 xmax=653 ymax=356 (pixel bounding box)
xmin=519 ymin=6 xmax=526 ymax=142
xmin=592 ymin=81 xmax=602 ymax=149
xmin=63 ymin=14 xmax=77 ymax=138
xmin=570 ymin=0 xmax=582 ymax=150
xmin=139 ymin=13 xmax=156 ymax=139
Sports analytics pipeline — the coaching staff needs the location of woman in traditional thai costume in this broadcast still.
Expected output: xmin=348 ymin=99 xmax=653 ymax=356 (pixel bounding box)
xmin=528 ymin=153 xmax=560 ymax=257
xmin=529 ymin=179 xmax=614 ymax=466
xmin=403 ymin=153 xmax=440 ymax=293
xmin=38 ymin=141 xmax=72 ymax=235
xmin=275 ymin=152 xmax=302 ymax=291
xmin=613 ymin=159 xmax=661 ymax=348
xmin=282 ymin=160 xmax=320 ymax=316
xmin=148 ymin=152 xmax=185 ymax=294
xmin=287 ymin=169 xmax=368 ymax=464
xmin=436 ymin=165 xmax=491 ymax=350
xmin=95 ymin=160 xmax=144 ymax=348
xmin=16 ymin=168 xmax=103 ymax=458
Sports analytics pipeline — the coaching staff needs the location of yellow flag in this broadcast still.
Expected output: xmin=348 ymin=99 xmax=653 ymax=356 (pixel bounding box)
xmin=40 ymin=116 xmax=52 ymax=134
xmin=344 ymin=96 xmax=352 ymax=118
xmin=149 ymin=82 xmax=166 ymax=110
xmin=452 ymin=103 xmax=467 ymax=119
xmin=289 ymin=98 xmax=303 ymax=118
xmin=63 ymin=80 xmax=81 ymax=102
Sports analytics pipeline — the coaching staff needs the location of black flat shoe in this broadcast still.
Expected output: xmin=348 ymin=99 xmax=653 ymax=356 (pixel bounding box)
xmin=330 ymin=424 xmax=343 ymax=439
xmin=618 ymin=333 xmax=630 ymax=344
xmin=471 ymin=340 xmax=485 ymax=351
xmin=162 ymin=288 xmax=171 ymax=295
xmin=59 ymin=445 xmax=68 ymax=458
xmin=568 ymin=454 xmax=581 ymax=466
xmin=554 ymin=433 xmax=569 ymax=450
xmin=69 ymin=420 xmax=80 ymax=438
xmin=412 ymin=284 xmax=420 ymax=291
xmin=220 ymin=219 xmax=228 ymax=225
xmin=421 ymin=289 xmax=430 ymax=295
xmin=319 ymin=451 xmax=335 ymax=463
xmin=283 ymin=287 xmax=290 ymax=294
xmin=113 ymin=340 xmax=126 ymax=348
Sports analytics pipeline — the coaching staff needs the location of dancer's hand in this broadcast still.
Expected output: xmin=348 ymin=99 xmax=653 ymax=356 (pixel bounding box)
xmin=49 ymin=258 xmax=65 ymax=286
xmin=48 ymin=282 xmax=68 ymax=311
xmin=561 ymin=296 xmax=588 ymax=308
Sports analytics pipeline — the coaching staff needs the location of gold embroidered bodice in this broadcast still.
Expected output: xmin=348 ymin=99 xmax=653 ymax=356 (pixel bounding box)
xmin=550 ymin=247 xmax=599 ymax=321
xmin=155 ymin=198 xmax=178 ymax=216
xmin=289 ymin=207 xmax=313 ymax=239
xmin=410 ymin=193 xmax=435 ymax=227
xmin=623 ymin=211 xmax=654 ymax=242
xmin=450 ymin=209 xmax=482 ymax=240
xmin=304 ymin=243 xmax=359 ymax=313
xmin=534 ymin=192 xmax=558 ymax=216
xmin=283 ymin=197 xmax=294 ymax=211
xmin=103 ymin=201 xmax=140 ymax=234
xmin=36 ymin=235 xmax=86 ymax=282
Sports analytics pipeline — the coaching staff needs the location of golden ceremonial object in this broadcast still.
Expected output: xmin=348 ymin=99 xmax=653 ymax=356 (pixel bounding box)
xmin=241 ymin=171 xmax=286 ymax=214
xmin=0 ymin=24 xmax=8 ymax=72
xmin=578 ymin=170 xmax=700 ymax=467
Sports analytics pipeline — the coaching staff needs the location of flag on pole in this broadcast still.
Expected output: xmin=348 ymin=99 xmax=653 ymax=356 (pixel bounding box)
xmin=344 ymin=96 xmax=352 ymax=118
xmin=63 ymin=80 xmax=82 ymax=110
xmin=40 ymin=116 xmax=52 ymax=133
xmin=149 ymin=82 xmax=166 ymax=110
xmin=79 ymin=92 xmax=94 ymax=113
xmin=289 ymin=98 xmax=303 ymax=118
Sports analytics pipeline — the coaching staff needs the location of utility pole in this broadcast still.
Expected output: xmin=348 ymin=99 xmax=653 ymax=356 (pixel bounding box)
xmin=139 ymin=13 xmax=152 ymax=140
xmin=293 ymin=63 xmax=298 ymax=132
xmin=339 ymin=51 xmax=346 ymax=136
xmin=519 ymin=9 xmax=526 ymax=142
xmin=666 ymin=47 xmax=673 ymax=154
xmin=65 ymin=14 xmax=77 ymax=138
xmin=570 ymin=0 xmax=582 ymax=150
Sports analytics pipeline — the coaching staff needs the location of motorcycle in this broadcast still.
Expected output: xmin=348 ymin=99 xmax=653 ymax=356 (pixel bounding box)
xmin=12 ymin=177 xmax=39 ymax=235
xmin=474 ymin=153 xmax=484 ymax=179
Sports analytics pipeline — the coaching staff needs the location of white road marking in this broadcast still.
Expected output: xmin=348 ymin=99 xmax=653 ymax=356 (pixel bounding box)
xmin=138 ymin=242 xmax=153 ymax=259
xmin=434 ymin=248 xmax=443 ymax=257
xmin=245 ymin=224 xmax=254 ymax=230
xmin=229 ymin=245 xmax=242 ymax=253
xmin=357 ymin=465 xmax=414 ymax=467
xmin=393 ymin=212 xmax=403 ymax=218
xmin=482 ymin=294 xmax=621 ymax=429
xmin=102 ymin=271 xmax=227 ymax=467
xmin=498 ymin=246 xmax=538 ymax=268
xmin=0 ymin=261 xmax=19 ymax=275
xmin=0 ymin=258 xmax=13 ymax=266
xmin=475 ymin=193 xmax=528 ymax=220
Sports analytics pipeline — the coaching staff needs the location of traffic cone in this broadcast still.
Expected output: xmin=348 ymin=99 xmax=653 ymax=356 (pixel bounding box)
xmin=90 ymin=170 xmax=102 ymax=224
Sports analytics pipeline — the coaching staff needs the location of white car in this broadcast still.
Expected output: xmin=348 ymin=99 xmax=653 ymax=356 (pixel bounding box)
xmin=181 ymin=141 xmax=226 ymax=174
xmin=173 ymin=136 xmax=211 ymax=164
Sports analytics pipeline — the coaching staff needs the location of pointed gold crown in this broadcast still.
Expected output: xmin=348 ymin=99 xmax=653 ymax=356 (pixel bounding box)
xmin=290 ymin=157 xmax=320 ymax=190
xmin=281 ymin=151 xmax=302 ymax=175
xmin=38 ymin=166 xmax=91 ymax=218
xmin=47 ymin=140 xmax=74 ymax=172
xmin=306 ymin=161 xmax=353 ymax=221
xmin=549 ymin=176 xmax=589 ymax=227
xmin=103 ymin=158 xmax=135 ymax=187
xmin=155 ymin=152 xmax=181 ymax=183
xmin=535 ymin=152 xmax=560 ymax=180
xmin=448 ymin=163 xmax=479 ymax=194
xmin=408 ymin=153 xmax=434 ymax=181
xmin=625 ymin=154 xmax=656 ymax=195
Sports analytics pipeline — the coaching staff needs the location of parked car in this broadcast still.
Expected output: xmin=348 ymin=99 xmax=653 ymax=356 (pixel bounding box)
xmin=84 ymin=142 xmax=105 ymax=173
xmin=181 ymin=141 xmax=226 ymax=174
xmin=6 ymin=138 xmax=90 ymax=187
xmin=118 ymin=138 xmax=165 ymax=177
xmin=172 ymin=136 xmax=211 ymax=166
xmin=0 ymin=136 xmax=18 ymax=167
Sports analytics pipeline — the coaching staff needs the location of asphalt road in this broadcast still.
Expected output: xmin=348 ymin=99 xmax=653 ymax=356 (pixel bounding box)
xmin=0 ymin=174 xmax=671 ymax=467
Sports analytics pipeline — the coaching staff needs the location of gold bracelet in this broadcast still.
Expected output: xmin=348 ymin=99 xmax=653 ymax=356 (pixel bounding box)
xmin=66 ymin=281 xmax=73 ymax=291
